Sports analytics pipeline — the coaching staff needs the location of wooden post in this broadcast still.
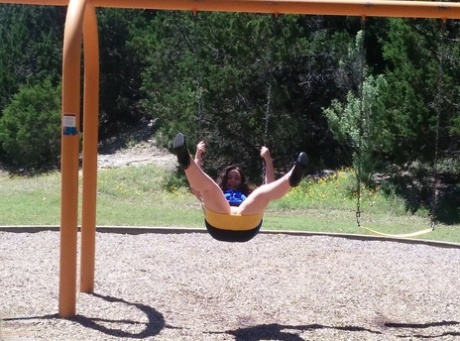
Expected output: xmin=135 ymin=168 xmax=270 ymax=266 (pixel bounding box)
xmin=80 ymin=1 xmax=100 ymax=294
xmin=59 ymin=0 xmax=87 ymax=318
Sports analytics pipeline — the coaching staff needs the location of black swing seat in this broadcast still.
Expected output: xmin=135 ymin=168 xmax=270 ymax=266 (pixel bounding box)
xmin=205 ymin=219 xmax=263 ymax=243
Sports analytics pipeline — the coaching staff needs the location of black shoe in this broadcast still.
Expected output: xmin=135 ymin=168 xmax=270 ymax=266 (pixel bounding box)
xmin=173 ymin=133 xmax=190 ymax=169
xmin=289 ymin=152 xmax=309 ymax=187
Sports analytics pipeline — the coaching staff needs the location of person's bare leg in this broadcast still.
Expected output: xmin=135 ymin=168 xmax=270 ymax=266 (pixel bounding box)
xmin=173 ymin=133 xmax=230 ymax=214
xmin=237 ymin=152 xmax=309 ymax=215
xmin=237 ymin=170 xmax=292 ymax=215
xmin=185 ymin=159 xmax=231 ymax=213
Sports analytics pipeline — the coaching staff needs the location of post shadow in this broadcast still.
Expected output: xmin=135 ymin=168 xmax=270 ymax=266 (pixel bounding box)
xmin=68 ymin=293 xmax=167 ymax=338
xmin=4 ymin=292 xmax=181 ymax=339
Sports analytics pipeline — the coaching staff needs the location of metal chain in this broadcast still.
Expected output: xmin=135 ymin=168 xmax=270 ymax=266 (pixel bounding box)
xmin=262 ymin=14 xmax=277 ymax=184
xmin=430 ymin=19 xmax=446 ymax=229
xmin=356 ymin=17 xmax=366 ymax=228
xmin=193 ymin=12 xmax=204 ymax=139
xmin=263 ymin=14 xmax=277 ymax=145
xmin=264 ymin=85 xmax=272 ymax=145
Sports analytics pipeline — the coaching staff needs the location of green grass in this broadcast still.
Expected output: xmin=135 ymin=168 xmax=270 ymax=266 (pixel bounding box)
xmin=0 ymin=165 xmax=458 ymax=244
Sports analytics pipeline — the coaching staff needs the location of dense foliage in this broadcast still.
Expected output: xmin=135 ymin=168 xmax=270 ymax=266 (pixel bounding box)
xmin=0 ymin=78 xmax=61 ymax=168
xmin=0 ymin=6 xmax=458 ymax=185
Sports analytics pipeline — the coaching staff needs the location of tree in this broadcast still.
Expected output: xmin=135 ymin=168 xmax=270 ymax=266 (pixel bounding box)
xmin=97 ymin=8 xmax=150 ymax=139
xmin=0 ymin=5 xmax=64 ymax=112
xmin=136 ymin=12 xmax=360 ymax=180
xmin=0 ymin=79 xmax=61 ymax=169
xmin=323 ymin=73 xmax=387 ymax=186
xmin=375 ymin=18 xmax=442 ymax=163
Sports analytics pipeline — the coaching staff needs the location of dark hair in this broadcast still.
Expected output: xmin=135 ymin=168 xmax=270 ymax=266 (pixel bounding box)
xmin=216 ymin=165 xmax=253 ymax=196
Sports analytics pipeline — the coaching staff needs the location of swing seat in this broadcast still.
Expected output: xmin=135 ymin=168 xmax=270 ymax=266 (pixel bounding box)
xmin=203 ymin=207 xmax=264 ymax=242
xmin=205 ymin=219 xmax=262 ymax=242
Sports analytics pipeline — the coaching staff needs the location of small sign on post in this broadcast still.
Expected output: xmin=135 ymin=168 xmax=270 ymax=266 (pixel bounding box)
xmin=63 ymin=113 xmax=78 ymax=136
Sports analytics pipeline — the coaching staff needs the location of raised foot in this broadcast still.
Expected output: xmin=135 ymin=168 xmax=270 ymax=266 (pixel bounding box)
xmin=289 ymin=152 xmax=309 ymax=187
xmin=173 ymin=133 xmax=190 ymax=169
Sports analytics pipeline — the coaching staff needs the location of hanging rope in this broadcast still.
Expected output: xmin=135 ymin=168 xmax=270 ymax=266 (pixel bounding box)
xmin=355 ymin=17 xmax=433 ymax=238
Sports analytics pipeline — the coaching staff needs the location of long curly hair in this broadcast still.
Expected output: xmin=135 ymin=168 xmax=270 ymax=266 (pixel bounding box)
xmin=216 ymin=165 xmax=254 ymax=196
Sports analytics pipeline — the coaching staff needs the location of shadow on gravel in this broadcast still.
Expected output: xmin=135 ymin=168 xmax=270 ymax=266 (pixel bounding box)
xmin=4 ymin=293 xmax=174 ymax=339
xmin=207 ymin=323 xmax=382 ymax=340
xmin=70 ymin=293 xmax=172 ymax=339
xmin=385 ymin=320 xmax=460 ymax=339
xmin=205 ymin=320 xmax=460 ymax=340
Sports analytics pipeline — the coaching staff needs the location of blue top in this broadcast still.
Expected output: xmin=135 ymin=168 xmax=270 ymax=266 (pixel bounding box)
xmin=224 ymin=189 xmax=247 ymax=207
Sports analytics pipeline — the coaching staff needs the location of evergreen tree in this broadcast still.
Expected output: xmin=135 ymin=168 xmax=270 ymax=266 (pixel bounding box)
xmin=375 ymin=18 xmax=441 ymax=163
xmin=97 ymin=8 xmax=150 ymax=139
xmin=0 ymin=78 xmax=61 ymax=169
xmin=0 ymin=4 xmax=64 ymax=113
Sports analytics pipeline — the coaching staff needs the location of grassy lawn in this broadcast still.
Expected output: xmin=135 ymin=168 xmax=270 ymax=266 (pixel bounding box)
xmin=0 ymin=165 xmax=458 ymax=244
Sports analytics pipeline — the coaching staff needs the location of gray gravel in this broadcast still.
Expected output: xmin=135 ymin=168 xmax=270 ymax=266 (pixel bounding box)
xmin=1 ymin=230 xmax=460 ymax=340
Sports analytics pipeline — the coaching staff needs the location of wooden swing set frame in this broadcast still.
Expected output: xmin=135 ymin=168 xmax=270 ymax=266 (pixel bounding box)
xmin=0 ymin=0 xmax=458 ymax=318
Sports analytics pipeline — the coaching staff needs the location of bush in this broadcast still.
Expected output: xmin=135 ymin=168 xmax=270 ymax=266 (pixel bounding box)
xmin=0 ymin=79 xmax=61 ymax=170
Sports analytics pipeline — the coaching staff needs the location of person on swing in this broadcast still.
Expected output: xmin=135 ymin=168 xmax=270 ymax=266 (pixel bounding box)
xmin=173 ymin=132 xmax=309 ymax=242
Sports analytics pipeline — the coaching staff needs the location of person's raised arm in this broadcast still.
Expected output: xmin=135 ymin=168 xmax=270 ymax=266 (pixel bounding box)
xmin=194 ymin=141 xmax=206 ymax=170
xmin=260 ymin=146 xmax=275 ymax=184
xmin=189 ymin=140 xmax=207 ymax=201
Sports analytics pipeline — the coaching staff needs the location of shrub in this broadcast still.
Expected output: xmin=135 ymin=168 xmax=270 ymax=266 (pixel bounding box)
xmin=0 ymin=79 xmax=61 ymax=170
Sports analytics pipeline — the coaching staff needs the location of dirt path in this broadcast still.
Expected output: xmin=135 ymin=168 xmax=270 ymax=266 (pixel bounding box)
xmin=96 ymin=122 xmax=176 ymax=170
xmin=97 ymin=139 xmax=176 ymax=170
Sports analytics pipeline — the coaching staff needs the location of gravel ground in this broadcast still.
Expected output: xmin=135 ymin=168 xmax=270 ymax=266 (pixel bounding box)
xmin=1 ymin=230 xmax=460 ymax=341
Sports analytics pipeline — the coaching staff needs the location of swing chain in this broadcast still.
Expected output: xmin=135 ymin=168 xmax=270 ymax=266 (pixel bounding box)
xmin=193 ymin=12 xmax=204 ymax=138
xmin=263 ymin=14 xmax=278 ymax=145
xmin=261 ymin=14 xmax=278 ymax=184
xmin=355 ymin=17 xmax=366 ymax=228
xmin=430 ymin=19 xmax=447 ymax=229
xmin=264 ymin=85 xmax=272 ymax=145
